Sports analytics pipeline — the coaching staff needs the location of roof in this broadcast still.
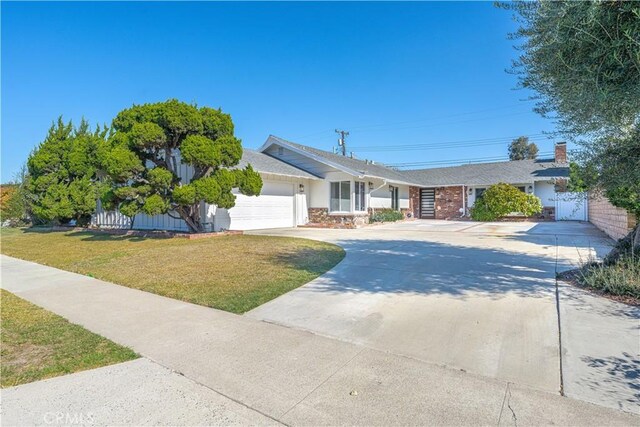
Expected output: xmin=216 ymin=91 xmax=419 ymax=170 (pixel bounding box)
xmin=400 ymin=159 xmax=569 ymax=187
xmin=238 ymin=149 xmax=320 ymax=180
xmin=261 ymin=135 xmax=421 ymax=185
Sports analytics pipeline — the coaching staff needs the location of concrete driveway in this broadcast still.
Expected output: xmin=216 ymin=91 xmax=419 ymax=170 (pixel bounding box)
xmin=247 ymin=220 xmax=639 ymax=413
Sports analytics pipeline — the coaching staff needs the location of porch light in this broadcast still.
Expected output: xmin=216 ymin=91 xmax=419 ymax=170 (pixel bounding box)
xmin=369 ymin=182 xmax=374 ymax=191
xmin=468 ymin=188 xmax=473 ymax=195
xmin=528 ymin=185 xmax=533 ymax=193
xmin=389 ymin=185 xmax=393 ymax=192
xmin=299 ymin=184 xmax=305 ymax=193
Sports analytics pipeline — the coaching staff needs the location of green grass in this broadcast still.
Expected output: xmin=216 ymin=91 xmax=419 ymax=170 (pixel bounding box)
xmin=0 ymin=228 xmax=345 ymax=313
xmin=1 ymin=290 xmax=138 ymax=387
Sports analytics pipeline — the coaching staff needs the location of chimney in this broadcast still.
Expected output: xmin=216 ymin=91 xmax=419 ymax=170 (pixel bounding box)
xmin=554 ymin=142 xmax=567 ymax=163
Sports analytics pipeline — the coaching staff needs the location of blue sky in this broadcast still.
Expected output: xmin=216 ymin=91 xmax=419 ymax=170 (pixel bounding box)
xmin=2 ymin=1 xmax=559 ymax=183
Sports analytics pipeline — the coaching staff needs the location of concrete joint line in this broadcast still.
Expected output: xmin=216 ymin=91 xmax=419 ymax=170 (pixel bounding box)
xmin=554 ymin=235 xmax=565 ymax=396
xmin=141 ymin=357 xmax=288 ymax=426
xmin=278 ymin=348 xmax=367 ymax=420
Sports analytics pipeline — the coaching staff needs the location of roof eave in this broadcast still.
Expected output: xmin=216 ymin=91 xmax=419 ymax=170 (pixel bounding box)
xmin=260 ymin=136 xmax=365 ymax=177
xmin=256 ymin=170 xmax=322 ymax=180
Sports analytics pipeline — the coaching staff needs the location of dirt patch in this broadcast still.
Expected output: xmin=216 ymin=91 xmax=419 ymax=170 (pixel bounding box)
xmin=3 ymin=343 xmax=54 ymax=369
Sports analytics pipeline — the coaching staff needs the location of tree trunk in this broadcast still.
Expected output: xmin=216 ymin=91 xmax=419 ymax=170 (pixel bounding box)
xmin=175 ymin=205 xmax=204 ymax=233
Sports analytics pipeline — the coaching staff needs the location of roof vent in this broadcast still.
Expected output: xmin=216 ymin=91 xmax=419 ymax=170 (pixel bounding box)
xmin=277 ymin=146 xmax=284 ymax=156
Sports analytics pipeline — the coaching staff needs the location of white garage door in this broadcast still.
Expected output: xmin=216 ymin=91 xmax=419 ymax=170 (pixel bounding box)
xmin=227 ymin=181 xmax=295 ymax=230
xmin=555 ymin=192 xmax=588 ymax=221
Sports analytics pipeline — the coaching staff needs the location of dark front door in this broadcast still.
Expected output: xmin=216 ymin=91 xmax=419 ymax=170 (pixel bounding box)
xmin=420 ymin=188 xmax=435 ymax=219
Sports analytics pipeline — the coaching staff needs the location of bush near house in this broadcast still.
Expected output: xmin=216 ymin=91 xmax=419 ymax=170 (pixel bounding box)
xmin=470 ymin=183 xmax=542 ymax=221
xmin=370 ymin=209 xmax=404 ymax=223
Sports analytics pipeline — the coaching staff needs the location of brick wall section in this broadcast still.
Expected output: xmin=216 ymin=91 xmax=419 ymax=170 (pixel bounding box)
xmin=409 ymin=186 xmax=421 ymax=219
xmin=588 ymin=194 xmax=636 ymax=240
xmin=554 ymin=142 xmax=567 ymax=163
xmin=308 ymin=208 xmax=369 ymax=228
xmin=435 ymin=186 xmax=464 ymax=220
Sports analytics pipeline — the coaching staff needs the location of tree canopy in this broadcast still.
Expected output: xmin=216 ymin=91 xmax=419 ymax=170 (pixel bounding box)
xmin=500 ymin=1 xmax=640 ymax=219
xmin=99 ymin=99 xmax=262 ymax=232
xmin=27 ymin=118 xmax=106 ymax=225
xmin=508 ymin=136 xmax=539 ymax=160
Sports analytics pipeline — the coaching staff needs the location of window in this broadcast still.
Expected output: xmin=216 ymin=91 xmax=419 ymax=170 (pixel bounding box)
xmin=475 ymin=188 xmax=486 ymax=199
xmin=517 ymin=186 xmax=526 ymax=193
xmin=390 ymin=186 xmax=399 ymax=210
xmin=355 ymin=181 xmax=366 ymax=211
xmin=330 ymin=181 xmax=351 ymax=212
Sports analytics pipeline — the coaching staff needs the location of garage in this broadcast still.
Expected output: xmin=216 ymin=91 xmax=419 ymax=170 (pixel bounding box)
xmin=215 ymin=181 xmax=296 ymax=231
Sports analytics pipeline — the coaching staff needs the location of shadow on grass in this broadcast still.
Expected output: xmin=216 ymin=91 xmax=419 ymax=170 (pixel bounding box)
xmin=19 ymin=227 xmax=174 ymax=242
xmin=269 ymin=246 xmax=346 ymax=277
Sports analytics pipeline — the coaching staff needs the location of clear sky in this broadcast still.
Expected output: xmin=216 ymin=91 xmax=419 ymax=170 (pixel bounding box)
xmin=1 ymin=1 xmax=560 ymax=183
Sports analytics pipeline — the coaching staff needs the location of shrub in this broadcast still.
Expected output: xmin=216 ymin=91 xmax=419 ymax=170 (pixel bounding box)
xmin=578 ymin=255 xmax=640 ymax=299
xmin=470 ymin=183 xmax=542 ymax=221
xmin=370 ymin=209 xmax=404 ymax=223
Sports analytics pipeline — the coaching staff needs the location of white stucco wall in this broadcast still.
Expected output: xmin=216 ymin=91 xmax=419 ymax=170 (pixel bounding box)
xmin=309 ymin=174 xmax=408 ymax=212
xmin=534 ymin=181 xmax=557 ymax=207
xmin=309 ymin=171 xmax=354 ymax=208
xmin=466 ymin=183 xmax=534 ymax=208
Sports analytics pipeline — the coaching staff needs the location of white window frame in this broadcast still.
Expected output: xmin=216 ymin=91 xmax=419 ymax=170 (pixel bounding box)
xmin=354 ymin=181 xmax=366 ymax=212
xmin=390 ymin=185 xmax=400 ymax=210
xmin=330 ymin=181 xmax=351 ymax=213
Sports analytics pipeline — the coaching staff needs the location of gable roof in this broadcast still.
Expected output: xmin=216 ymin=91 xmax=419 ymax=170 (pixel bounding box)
xmin=400 ymin=159 xmax=569 ymax=187
xmin=260 ymin=135 xmax=421 ymax=185
xmin=238 ymin=149 xmax=320 ymax=180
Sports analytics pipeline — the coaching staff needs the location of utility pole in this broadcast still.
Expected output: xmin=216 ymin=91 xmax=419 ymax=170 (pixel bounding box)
xmin=335 ymin=129 xmax=349 ymax=156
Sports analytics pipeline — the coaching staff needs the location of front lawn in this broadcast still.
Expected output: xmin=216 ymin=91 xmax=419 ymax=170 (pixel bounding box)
xmin=0 ymin=228 xmax=345 ymax=313
xmin=1 ymin=290 xmax=138 ymax=387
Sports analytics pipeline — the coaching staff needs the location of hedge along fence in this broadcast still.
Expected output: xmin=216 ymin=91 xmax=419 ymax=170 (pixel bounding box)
xmin=470 ymin=183 xmax=542 ymax=221
xmin=370 ymin=209 xmax=404 ymax=223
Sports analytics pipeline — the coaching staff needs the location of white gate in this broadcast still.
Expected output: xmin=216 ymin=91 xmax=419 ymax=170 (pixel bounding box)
xmin=555 ymin=192 xmax=588 ymax=221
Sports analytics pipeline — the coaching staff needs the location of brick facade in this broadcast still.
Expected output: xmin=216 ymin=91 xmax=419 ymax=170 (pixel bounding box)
xmin=540 ymin=206 xmax=556 ymax=221
xmin=435 ymin=186 xmax=464 ymax=220
xmin=307 ymin=208 xmax=369 ymax=228
xmin=554 ymin=142 xmax=567 ymax=163
xmin=588 ymin=194 xmax=636 ymax=240
xmin=409 ymin=186 xmax=421 ymax=219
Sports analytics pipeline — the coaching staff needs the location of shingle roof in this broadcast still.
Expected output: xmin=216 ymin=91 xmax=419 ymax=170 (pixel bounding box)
xmin=238 ymin=149 xmax=320 ymax=180
xmin=265 ymin=135 xmax=421 ymax=185
xmin=400 ymin=159 xmax=569 ymax=187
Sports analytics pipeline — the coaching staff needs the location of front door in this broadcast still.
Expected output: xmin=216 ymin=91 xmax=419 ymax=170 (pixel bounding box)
xmin=420 ymin=188 xmax=435 ymax=219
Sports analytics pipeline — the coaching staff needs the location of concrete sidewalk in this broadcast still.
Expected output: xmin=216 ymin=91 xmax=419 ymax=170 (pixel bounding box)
xmin=2 ymin=358 xmax=278 ymax=426
xmin=1 ymin=255 xmax=638 ymax=426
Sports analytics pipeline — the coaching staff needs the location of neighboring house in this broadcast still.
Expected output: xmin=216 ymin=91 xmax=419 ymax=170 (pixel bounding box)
xmin=92 ymin=138 xmax=576 ymax=232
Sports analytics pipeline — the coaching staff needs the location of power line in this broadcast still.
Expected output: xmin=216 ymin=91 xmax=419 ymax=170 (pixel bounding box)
xmin=292 ymin=102 xmax=538 ymax=142
xmin=387 ymin=151 xmax=555 ymax=169
xmin=347 ymin=101 xmax=535 ymax=132
xmin=350 ymin=133 xmax=550 ymax=152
